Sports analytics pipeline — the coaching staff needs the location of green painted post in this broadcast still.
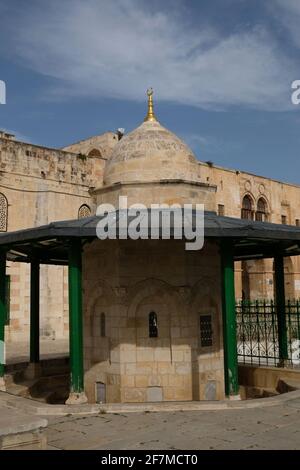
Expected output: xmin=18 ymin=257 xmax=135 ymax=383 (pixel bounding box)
xmin=30 ymin=259 xmax=40 ymax=363
xmin=221 ymin=240 xmax=239 ymax=397
xmin=68 ymin=238 xmax=84 ymax=393
xmin=274 ymin=254 xmax=288 ymax=365
xmin=0 ymin=251 xmax=6 ymax=379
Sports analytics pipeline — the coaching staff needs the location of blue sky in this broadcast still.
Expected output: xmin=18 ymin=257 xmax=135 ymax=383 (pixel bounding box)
xmin=0 ymin=0 xmax=300 ymax=183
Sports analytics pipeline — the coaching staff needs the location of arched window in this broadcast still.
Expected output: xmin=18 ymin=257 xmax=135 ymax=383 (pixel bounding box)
xmin=241 ymin=195 xmax=254 ymax=220
xmin=0 ymin=193 xmax=8 ymax=231
xmin=256 ymin=197 xmax=268 ymax=222
xmin=78 ymin=204 xmax=91 ymax=219
xmin=100 ymin=312 xmax=106 ymax=337
xmin=149 ymin=312 xmax=158 ymax=338
xmin=88 ymin=148 xmax=102 ymax=157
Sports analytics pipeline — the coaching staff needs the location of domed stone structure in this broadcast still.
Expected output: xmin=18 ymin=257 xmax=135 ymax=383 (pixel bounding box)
xmin=104 ymin=119 xmax=199 ymax=186
xmin=94 ymin=89 xmax=216 ymax=209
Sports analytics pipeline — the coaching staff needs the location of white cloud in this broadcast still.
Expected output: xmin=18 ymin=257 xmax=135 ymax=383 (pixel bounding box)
xmin=272 ymin=0 xmax=300 ymax=48
xmin=1 ymin=0 xmax=297 ymax=110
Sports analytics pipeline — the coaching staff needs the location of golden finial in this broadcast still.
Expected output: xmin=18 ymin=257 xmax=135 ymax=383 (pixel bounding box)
xmin=144 ymin=87 xmax=157 ymax=122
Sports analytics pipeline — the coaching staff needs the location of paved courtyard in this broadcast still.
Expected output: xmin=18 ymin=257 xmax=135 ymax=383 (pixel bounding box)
xmin=45 ymin=398 xmax=300 ymax=450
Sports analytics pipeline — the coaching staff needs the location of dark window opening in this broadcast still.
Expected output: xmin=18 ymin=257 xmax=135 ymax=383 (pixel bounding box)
xmin=100 ymin=312 xmax=106 ymax=337
xmin=281 ymin=215 xmax=287 ymax=225
xmin=296 ymin=219 xmax=300 ymax=227
xmin=88 ymin=148 xmax=102 ymax=157
xmin=200 ymin=314 xmax=213 ymax=347
xmin=149 ymin=311 xmax=158 ymax=338
xmin=256 ymin=197 xmax=268 ymax=222
xmin=218 ymin=204 xmax=225 ymax=216
xmin=241 ymin=195 xmax=254 ymax=220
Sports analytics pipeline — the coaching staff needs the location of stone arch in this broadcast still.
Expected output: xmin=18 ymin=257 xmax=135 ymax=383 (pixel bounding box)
xmin=190 ymin=275 xmax=220 ymax=305
xmin=88 ymin=148 xmax=102 ymax=157
xmin=0 ymin=193 xmax=8 ymax=231
xmin=127 ymin=278 xmax=183 ymax=319
xmin=84 ymin=279 xmax=117 ymax=371
xmin=85 ymin=279 xmax=117 ymax=320
xmin=126 ymin=279 xmax=190 ymax=402
xmin=241 ymin=193 xmax=255 ymax=220
xmin=256 ymin=196 xmax=269 ymax=222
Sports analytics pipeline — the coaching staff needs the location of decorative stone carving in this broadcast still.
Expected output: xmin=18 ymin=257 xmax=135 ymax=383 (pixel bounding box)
xmin=114 ymin=287 xmax=127 ymax=298
xmin=178 ymin=286 xmax=191 ymax=302
xmin=244 ymin=180 xmax=251 ymax=192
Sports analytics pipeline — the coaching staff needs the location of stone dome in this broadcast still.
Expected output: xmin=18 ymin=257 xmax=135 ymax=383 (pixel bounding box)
xmin=103 ymin=91 xmax=199 ymax=186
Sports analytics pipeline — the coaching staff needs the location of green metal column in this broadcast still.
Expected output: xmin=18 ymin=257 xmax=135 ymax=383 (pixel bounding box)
xmin=0 ymin=251 xmax=6 ymax=378
xmin=274 ymin=254 xmax=288 ymax=365
xmin=68 ymin=238 xmax=84 ymax=393
xmin=30 ymin=259 xmax=40 ymax=363
xmin=221 ymin=240 xmax=239 ymax=397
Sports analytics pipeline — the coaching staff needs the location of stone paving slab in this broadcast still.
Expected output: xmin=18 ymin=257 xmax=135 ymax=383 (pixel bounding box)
xmin=43 ymin=401 xmax=300 ymax=450
xmin=0 ymin=407 xmax=47 ymax=437
xmin=0 ymin=404 xmax=47 ymax=450
xmin=1 ymin=389 xmax=300 ymax=449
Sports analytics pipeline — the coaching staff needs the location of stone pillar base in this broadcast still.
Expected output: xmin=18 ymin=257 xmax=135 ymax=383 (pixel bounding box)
xmin=24 ymin=362 xmax=42 ymax=380
xmin=65 ymin=392 xmax=88 ymax=405
xmin=227 ymin=394 xmax=241 ymax=401
xmin=0 ymin=376 xmax=6 ymax=392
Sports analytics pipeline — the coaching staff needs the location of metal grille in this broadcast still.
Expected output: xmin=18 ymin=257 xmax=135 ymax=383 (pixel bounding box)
xmin=78 ymin=204 xmax=91 ymax=219
xmin=0 ymin=193 xmax=8 ymax=231
xmin=241 ymin=208 xmax=253 ymax=220
xmin=200 ymin=314 xmax=213 ymax=347
xmin=236 ymin=300 xmax=300 ymax=367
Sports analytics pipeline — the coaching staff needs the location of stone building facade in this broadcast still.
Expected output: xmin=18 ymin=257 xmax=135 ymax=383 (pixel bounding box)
xmin=1 ymin=93 xmax=300 ymax=357
xmin=83 ymin=238 xmax=224 ymax=403
xmin=0 ymin=130 xmax=118 ymax=341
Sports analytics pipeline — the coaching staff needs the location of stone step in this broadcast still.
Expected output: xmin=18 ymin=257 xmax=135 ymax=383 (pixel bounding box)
xmin=6 ymin=382 xmax=33 ymax=398
xmin=277 ymin=378 xmax=300 ymax=393
xmin=5 ymin=372 xmax=69 ymax=404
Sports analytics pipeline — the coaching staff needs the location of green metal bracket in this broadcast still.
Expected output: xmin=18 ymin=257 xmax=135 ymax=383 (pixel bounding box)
xmin=30 ymin=259 xmax=40 ymax=363
xmin=68 ymin=238 xmax=84 ymax=393
xmin=0 ymin=251 xmax=6 ymax=377
xmin=274 ymin=254 xmax=288 ymax=364
xmin=221 ymin=240 xmax=239 ymax=396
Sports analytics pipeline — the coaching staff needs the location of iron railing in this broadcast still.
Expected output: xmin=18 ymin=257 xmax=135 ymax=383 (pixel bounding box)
xmin=236 ymin=300 xmax=300 ymax=367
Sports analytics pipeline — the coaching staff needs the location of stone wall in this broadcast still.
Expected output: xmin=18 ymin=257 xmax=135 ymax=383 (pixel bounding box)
xmin=0 ymin=135 xmax=110 ymax=341
xmin=3 ymin=124 xmax=300 ymax=345
xmin=199 ymin=162 xmax=300 ymax=300
xmin=63 ymin=131 xmax=118 ymax=159
xmin=82 ymin=238 xmax=224 ymax=403
xmin=94 ymin=180 xmax=216 ymax=211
